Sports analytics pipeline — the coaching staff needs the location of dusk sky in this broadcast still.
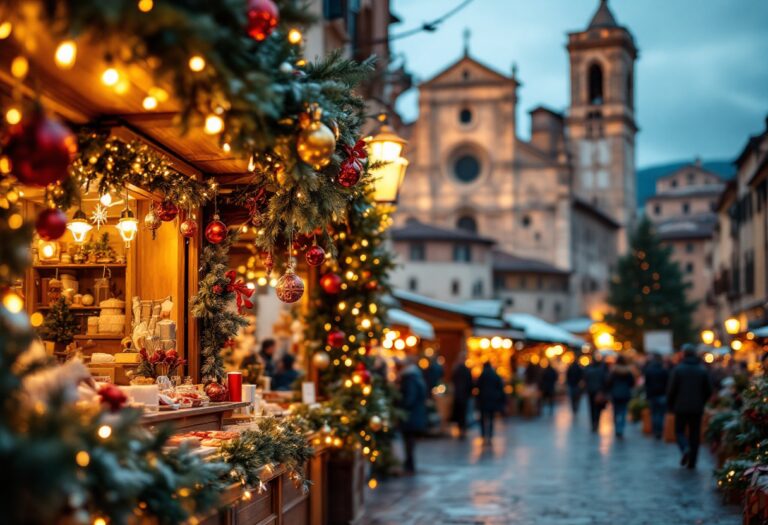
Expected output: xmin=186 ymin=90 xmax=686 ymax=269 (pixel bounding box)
xmin=390 ymin=0 xmax=768 ymax=168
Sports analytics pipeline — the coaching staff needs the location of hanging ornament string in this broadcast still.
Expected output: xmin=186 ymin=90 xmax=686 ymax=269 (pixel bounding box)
xmin=224 ymin=270 xmax=254 ymax=313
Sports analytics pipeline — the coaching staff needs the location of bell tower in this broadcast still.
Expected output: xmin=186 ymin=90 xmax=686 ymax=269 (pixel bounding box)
xmin=567 ymin=0 xmax=638 ymax=250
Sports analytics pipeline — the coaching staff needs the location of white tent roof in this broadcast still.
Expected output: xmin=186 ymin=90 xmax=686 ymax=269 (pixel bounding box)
xmin=753 ymin=325 xmax=768 ymax=339
xmin=387 ymin=308 xmax=435 ymax=340
xmin=504 ymin=313 xmax=584 ymax=346
xmin=556 ymin=317 xmax=594 ymax=335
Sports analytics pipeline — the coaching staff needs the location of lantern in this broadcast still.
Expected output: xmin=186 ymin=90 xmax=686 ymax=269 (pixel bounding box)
xmin=366 ymin=115 xmax=408 ymax=204
xmin=67 ymin=208 xmax=93 ymax=244
xmin=700 ymin=329 xmax=715 ymax=346
xmin=116 ymin=207 xmax=138 ymax=245
xmin=724 ymin=317 xmax=741 ymax=335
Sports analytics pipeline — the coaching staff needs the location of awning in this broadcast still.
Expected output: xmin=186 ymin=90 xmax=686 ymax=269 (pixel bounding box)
xmin=753 ymin=325 xmax=768 ymax=339
xmin=387 ymin=308 xmax=435 ymax=340
xmin=504 ymin=313 xmax=584 ymax=346
xmin=556 ymin=317 xmax=594 ymax=335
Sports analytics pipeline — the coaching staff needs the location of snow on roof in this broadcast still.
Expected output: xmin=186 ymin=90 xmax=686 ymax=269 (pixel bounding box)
xmin=505 ymin=313 xmax=584 ymax=346
xmin=387 ymin=308 xmax=435 ymax=340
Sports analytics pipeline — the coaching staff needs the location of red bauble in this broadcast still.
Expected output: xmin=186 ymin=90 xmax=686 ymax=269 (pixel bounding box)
xmin=205 ymin=215 xmax=228 ymax=244
xmin=179 ymin=218 xmax=198 ymax=238
xmin=158 ymin=200 xmax=179 ymax=222
xmin=204 ymin=381 xmax=228 ymax=402
xmin=275 ymin=268 xmax=305 ymax=304
xmin=338 ymin=159 xmax=362 ymax=188
xmin=327 ymin=330 xmax=346 ymax=348
xmin=246 ymin=0 xmax=279 ymax=41
xmin=305 ymin=244 xmax=326 ymax=266
xmin=4 ymin=112 xmax=76 ymax=187
xmin=35 ymin=208 xmax=68 ymax=241
xmin=320 ymin=273 xmax=342 ymax=294
xmin=354 ymin=363 xmax=371 ymax=384
xmin=98 ymin=384 xmax=128 ymax=412
xmin=365 ymin=280 xmax=379 ymax=291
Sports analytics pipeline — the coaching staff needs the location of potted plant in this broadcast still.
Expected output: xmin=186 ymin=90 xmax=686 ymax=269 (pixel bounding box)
xmin=38 ymin=297 xmax=79 ymax=359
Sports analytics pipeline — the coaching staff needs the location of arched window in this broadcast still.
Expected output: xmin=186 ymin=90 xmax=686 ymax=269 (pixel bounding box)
xmin=456 ymin=215 xmax=477 ymax=233
xmin=588 ymin=63 xmax=604 ymax=105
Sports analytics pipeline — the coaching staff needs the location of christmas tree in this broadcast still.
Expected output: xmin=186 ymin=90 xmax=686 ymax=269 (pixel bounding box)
xmin=39 ymin=297 xmax=79 ymax=346
xmin=605 ymin=217 xmax=696 ymax=351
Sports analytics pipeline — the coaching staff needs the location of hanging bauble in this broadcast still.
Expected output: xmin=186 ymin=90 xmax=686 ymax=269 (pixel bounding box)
xmin=296 ymin=106 xmax=336 ymax=170
xmin=321 ymin=422 xmax=332 ymax=435
xmin=262 ymin=252 xmax=274 ymax=276
xmin=279 ymin=62 xmax=293 ymax=74
xmin=305 ymin=244 xmax=326 ymax=266
xmin=158 ymin=200 xmax=179 ymax=222
xmin=337 ymin=159 xmax=362 ymax=188
xmin=36 ymin=208 xmax=68 ymax=241
xmin=369 ymin=415 xmax=383 ymax=432
xmin=204 ymin=380 xmax=228 ymax=402
xmin=327 ymin=330 xmax=346 ymax=348
xmin=275 ymin=266 xmax=305 ymax=304
xmin=365 ymin=280 xmax=379 ymax=291
xmin=180 ymin=217 xmax=198 ymax=238
xmin=320 ymin=273 xmax=342 ymax=294
xmin=4 ymin=112 xmax=76 ymax=187
xmin=144 ymin=205 xmax=162 ymax=239
xmin=312 ymin=350 xmax=331 ymax=370
xmin=246 ymin=0 xmax=279 ymax=41
xmin=354 ymin=363 xmax=371 ymax=384
xmin=205 ymin=214 xmax=228 ymax=244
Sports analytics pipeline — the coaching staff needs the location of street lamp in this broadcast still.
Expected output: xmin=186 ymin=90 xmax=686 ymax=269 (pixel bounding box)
xmin=366 ymin=115 xmax=408 ymax=204
xmin=700 ymin=329 xmax=715 ymax=346
xmin=67 ymin=208 xmax=93 ymax=244
xmin=724 ymin=317 xmax=741 ymax=335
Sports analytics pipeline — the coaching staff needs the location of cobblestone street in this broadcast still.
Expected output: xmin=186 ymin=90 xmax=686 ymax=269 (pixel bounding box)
xmin=363 ymin=403 xmax=741 ymax=525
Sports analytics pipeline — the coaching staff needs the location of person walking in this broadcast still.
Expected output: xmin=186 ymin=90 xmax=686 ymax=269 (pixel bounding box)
xmin=397 ymin=357 xmax=428 ymax=474
xmin=667 ymin=344 xmax=713 ymax=469
xmin=450 ymin=353 xmax=474 ymax=438
xmin=607 ymin=356 xmax=636 ymax=439
xmin=539 ymin=362 xmax=558 ymax=416
xmin=475 ymin=361 xmax=505 ymax=442
xmin=566 ymin=360 xmax=584 ymax=414
xmin=584 ymin=357 xmax=608 ymax=432
xmin=271 ymin=353 xmax=299 ymax=391
xmin=644 ymin=353 xmax=670 ymax=439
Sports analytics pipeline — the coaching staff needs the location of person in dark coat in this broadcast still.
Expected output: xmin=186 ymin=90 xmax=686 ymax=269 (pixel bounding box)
xmin=667 ymin=345 xmax=713 ymax=469
xmin=397 ymin=357 xmax=428 ymax=473
xmin=566 ymin=360 xmax=585 ymax=414
xmin=450 ymin=353 xmax=474 ymax=438
xmin=539 ymin=362 xmax=559 ymax=416
xmin=644 ymin=353 xmax=670 ymax=439
xmin=271 ymin=353 xmax=299 ymax=391
xmin=475 ymin=362 xmax=505 ymax=442
xmin=242 ymin=338 xmax=275 ymax=378
xmin=607 ymin=356 xmax=636 ymax=438
xmin=584 ymin=357 xmax=608 ymax=432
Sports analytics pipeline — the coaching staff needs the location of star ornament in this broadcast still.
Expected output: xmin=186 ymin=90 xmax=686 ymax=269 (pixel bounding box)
xmin=91 ymin=203 xmax=109 ymax=229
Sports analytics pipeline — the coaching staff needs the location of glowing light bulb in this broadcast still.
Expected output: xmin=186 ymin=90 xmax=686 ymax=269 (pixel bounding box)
xmin=288 ymin=28 xmax=303 ymax=44
xmin=142 ymin=96 xmax=158 ymax=110
xmin=97 ymin=425 xmax=112 ymax=439
xmin=5 ymin=107 xmax=21 ymax=125
xmin=2 ymin=292 xmax=23 ymax=314
xmin=54 ymin=40 xmax=77 ymax=69
xmin=0 ymin=21 xmax=12 ymax=39
xmin=99 ymin=193 xmax=112 ymax=206
xmin=11 ymin=56 xmax=28 ymax=79
xmin=101 ymin=67 xmax=119 ymax=86
xmin=204 ymin=114 xmax=224 ymax=135
xmin=138 ymin=0 xmax=154 ymax=12
xmin=189 ymin=55 xmax=206 ymax=72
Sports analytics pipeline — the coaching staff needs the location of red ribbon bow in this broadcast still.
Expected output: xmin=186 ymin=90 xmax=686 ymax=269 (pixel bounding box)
xmin=343 ymin=139 xmax=368 ymax=165
xmin=225 ymin=270 xmax=254 ymax=313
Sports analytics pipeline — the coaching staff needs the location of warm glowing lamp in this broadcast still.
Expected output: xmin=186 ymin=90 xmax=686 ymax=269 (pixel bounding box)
xmin=724 ymin=317 xmax=741 ymax=335
xmin=700 ymin=329 xmax=715 ymax=346
xmin=116 ymin=208 xmax=138 ymax=244
xmin=595 ymin=331 xmax=614 ymax=349
xmin=731 ymin=340 xmax=743 ymax=351
xmin=67 ymin=209 xmax=93 ymax=243
xmin=367 ymin=116 xmax=408 ymax=204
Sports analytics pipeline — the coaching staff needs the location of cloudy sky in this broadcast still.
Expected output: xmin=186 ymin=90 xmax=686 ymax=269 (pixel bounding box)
xmin=390 ymin=0 xmax=768 ymax=168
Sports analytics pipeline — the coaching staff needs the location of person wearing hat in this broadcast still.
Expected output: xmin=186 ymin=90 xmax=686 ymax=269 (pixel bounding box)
xmin=667 ymin=343 xmax=713 ymax=469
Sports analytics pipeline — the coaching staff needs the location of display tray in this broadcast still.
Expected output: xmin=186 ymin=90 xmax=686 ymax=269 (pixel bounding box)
xmin=141 ymin=401 xmax=249 ymax=430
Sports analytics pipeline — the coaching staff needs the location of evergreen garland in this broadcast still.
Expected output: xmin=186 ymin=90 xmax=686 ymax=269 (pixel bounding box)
xmin=39 ymin=297 xmax=79 ymax=345
xmin=605 ymin=217 xmax=697 ymax=351
xmin=190 ymin=231 xmax=248 ymax=381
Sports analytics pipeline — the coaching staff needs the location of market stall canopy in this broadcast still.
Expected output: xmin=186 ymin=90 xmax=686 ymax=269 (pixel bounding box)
xmin=386 ymin=308 xmax=435 ymax=340
xmin=753 ymin=325 xmax=768 ymax=339
xmin=505 ymin=313 xmax=584 ymax=346
xmin=556 ymin=317 xmax=594 ymax=335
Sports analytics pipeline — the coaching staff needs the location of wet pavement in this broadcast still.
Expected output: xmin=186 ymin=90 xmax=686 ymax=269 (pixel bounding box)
xmin=363 ymin=402 xmax=741 ymax=525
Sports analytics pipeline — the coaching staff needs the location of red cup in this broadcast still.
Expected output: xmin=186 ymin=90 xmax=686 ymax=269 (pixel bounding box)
xmin=227 ymin=372 xmax=243 ymax=402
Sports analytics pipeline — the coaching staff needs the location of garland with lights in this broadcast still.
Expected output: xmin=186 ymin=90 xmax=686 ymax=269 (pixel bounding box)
xmin=298 ymin=182 xmax=400 ymax=476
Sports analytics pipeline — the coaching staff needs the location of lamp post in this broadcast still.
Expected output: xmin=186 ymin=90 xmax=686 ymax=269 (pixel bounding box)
xmin=366 ymin=115 xmax=408 ymax=205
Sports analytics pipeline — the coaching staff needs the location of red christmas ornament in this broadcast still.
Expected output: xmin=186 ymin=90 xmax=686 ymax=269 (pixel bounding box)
xmin=205 ymin=214 xmax=228 ymax=244
xmin=262 ymin=252 xmax=274 ymax=275
xmin=35 ymin=208 xmax=68 ymax=241
xmin=354 ymin=363 xmax=371 ymax=384
xmin=246 ymin=0 xmax=279 ymax=41
xmin=212 ymin=284 xmax=223 ymax=294
xmin=320 ymin=273 xmax=343 ymax=294
xmin=365 ymin=280 xmax=379 ymax=291
xmin=327 ymin=330 xmax=346 ymax=348
xmin=179 ymin=217 xmax=198 ymax=238
xmin=337 ymin=139 xmax=367 ymax=188
xmin=275 ymin=267 xmax=305 ymax=304
xmin=98 ymin=384 xmax=128 ymax=413
xmin=158 ymin=200 xmax=179 ymax=222
xmin=204 ymin=381 xmax=228 ymax=402
xmin=4 ymin=112 xmax=76 ymax=187
xmin=305 ymin=244 xmax=326 ymax=266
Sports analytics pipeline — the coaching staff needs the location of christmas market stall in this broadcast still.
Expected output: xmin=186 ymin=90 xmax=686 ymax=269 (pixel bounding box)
xmin=0 ymin=1 xmax=405 ymax=523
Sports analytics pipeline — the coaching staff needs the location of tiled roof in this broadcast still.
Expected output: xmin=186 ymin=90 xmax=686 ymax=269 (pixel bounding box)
xmin=492 ymin=250 xmax=570 ymax=275
xmin=390 ymin=220 xmax=496 ymax=245
xmin=655 ymin=215 xmax=716 ymax=241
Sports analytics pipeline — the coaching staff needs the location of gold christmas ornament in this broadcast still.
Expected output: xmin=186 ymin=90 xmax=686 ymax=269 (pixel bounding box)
xmin=369 ymin=415 xmax=383 ymax=432
xmin=296 ymin=105 xmax=336 ymax=170
xmin=312 ymin=350 xmax=330 ymax=370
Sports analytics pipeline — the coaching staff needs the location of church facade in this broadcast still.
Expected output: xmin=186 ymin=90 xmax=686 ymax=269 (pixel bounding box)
xmin=392 ymin=0 xmax=637 ymax=321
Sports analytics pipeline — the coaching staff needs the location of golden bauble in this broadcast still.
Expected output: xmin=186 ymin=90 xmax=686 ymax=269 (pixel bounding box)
xmin=369 ymin=415 xmax=383 ymax=432
xmin=312 ymin=350 xmax=331 ymax=370
xmin=296 ymin=120 xmax=336 ymax=170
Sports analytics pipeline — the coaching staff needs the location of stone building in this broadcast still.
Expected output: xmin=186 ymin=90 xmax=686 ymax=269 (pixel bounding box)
xmin=712 ymin=119 xmax=768 ymax=332
xmin=644 ymin=160 xmax=725 ymax=327
xmin=392 ymin=0 xmax=632 ymax=320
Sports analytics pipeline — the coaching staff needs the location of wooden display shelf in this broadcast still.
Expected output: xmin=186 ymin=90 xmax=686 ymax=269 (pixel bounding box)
xmin=36 ymin=305 xmax=102 ymax=310
xmin=141 ymin=401 xmax=249 ymax=432
xmin=75 ymin=334 xmax=124 ymax=340
xmin=33 ymin=263 xmax=127 ymax=269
